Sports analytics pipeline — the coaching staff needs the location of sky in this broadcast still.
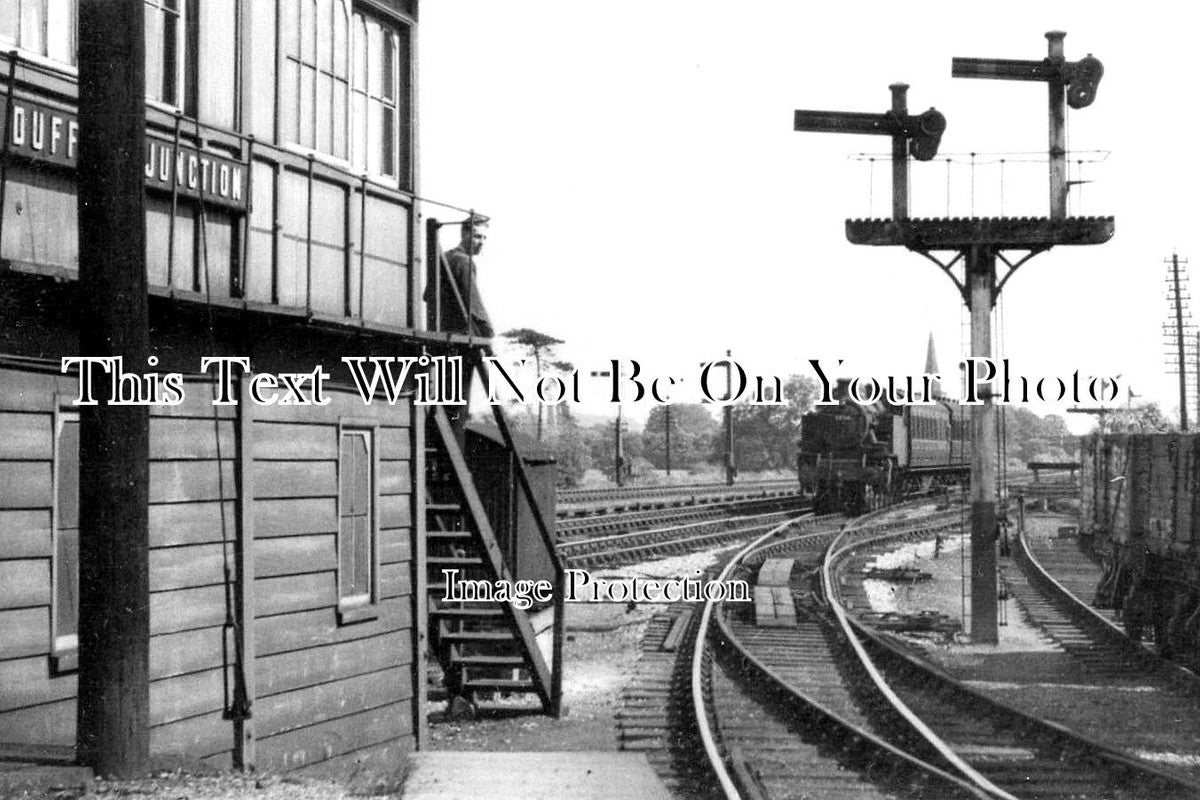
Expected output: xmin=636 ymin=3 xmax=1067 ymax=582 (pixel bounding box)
xmin=416 ymin=2 xmax=1200 ymax=430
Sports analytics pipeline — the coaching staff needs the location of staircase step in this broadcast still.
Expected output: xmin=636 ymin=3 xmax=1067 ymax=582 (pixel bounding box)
xmin=452 ymin=654 xmax=527 ymax=666
xmin=462 ymin=678 xmax=536 ymax=690
xmin=428 ymin=530 xmax=473 ymax=540
xmin=440 ymin=630 xmax=517 ymax=642
xmin=431 ymin=607 xmax=506 ymax=618
xmin=428 ymin=556 xmax=484 ymax=566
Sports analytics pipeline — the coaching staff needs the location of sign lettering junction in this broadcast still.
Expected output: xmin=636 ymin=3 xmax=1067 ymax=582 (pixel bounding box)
xmin=1 ymin=96 xmax=247 ymax=211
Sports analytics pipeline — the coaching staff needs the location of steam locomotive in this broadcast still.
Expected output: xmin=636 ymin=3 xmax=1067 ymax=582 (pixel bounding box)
xmin=798 ymin=379 xmax=971 ymax=513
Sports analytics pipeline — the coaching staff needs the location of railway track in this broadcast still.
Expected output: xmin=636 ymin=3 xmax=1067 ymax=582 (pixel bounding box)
xmin=560 ymin=479 xmax=797 ymax=507
xmin=827 ymin=516 xmax=1200 ymax=800
xmin=684 ymin=507 xmax=992 ymax=800
xmin=560 ymin=508 xmax=813 ymax=569
xmin=557 ymin=495 xmax=806 ymax=540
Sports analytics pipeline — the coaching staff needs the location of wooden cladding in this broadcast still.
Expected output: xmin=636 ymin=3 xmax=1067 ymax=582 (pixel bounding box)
xmin=0 ymin=365 xmax=419 ymax=771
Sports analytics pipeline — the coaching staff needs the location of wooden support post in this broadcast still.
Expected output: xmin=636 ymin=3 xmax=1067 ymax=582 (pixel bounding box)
xmin=890 ymin=83 xmax=909 ymax=220
xmin=1046 ymin=32 xmax=1068 ymax=220
xmin=76 ymin=0 xmax=151 ymax=777
xmin=967 ymin=246 xmax=999 ymax=644
xmin=233 ymin=377 xmax=256 ymax=768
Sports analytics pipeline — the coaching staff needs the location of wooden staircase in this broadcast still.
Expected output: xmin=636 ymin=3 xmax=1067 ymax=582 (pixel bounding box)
xmin=425 ymin=405 xmax=562 ymax=714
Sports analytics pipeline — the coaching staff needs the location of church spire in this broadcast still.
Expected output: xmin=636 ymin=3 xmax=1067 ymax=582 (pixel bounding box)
xmin=925 ymin=331 xmax=943 ymax=399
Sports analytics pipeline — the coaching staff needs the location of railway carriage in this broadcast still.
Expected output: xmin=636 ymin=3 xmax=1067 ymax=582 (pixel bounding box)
xmin=798 ymin=379 xmax=971 ymax=513
xmin=0 ymin=0 xmax=562 ymax=776
xmin=1079 ymin=433 xmax=1200 ymax=662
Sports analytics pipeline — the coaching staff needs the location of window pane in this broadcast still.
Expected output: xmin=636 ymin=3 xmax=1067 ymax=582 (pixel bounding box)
xmin=280 ymin=0 xmax=299 ymax=58
xmin=332 ymin=3 xmax=347 ymax=79
xmin=351 ymin=435 xmax=368 ymax=504
xmin=381 ymin=30 xmax=394 ymax=101
xmin=282 ymin=59 xmax=299 ymax=143
xmin=57 ymin=417 xmax=80 ymax=642
xmin=0 ymin=0 xmax=17 ymax=45
xmin=145 ymin=6 xmax=164 ymax=101
xmin=58 ymin=419 xmax=79 ymax=528
xmin=47 ymin=0 xmax=75 ymax=64
xmin=367 ymin=19 xmax=380 ymax=95
xmin=333 ymin=80 xmax=347 ymax=159
xmin=351 ymin=92 xmax=366 ymax=170
xmin=339 ymin=515 xmax=355 ymax=595
xmin=315 ymin=0 xmax=330 ymax=72
xmin=299 ymin=0 xmax=314 ymax=63
xmin=380 ymin=106 xmax=394 ymax=177
xmin=353 ymin=515 xmax=369 ymax=597
xmin=57 ymin=526 xmax=79 ymax=638
xmin=351 ymin=14 xmax=366 ymax=91
xmin=162 ymin=8 xmax=177 ymax=104
xmin=19 ymin=0 xmax=42 ymax=56
xmin=316 ymin=71 xmax=332 ymax=154
xmin=300 ymin=64 xmax=315 ymax=148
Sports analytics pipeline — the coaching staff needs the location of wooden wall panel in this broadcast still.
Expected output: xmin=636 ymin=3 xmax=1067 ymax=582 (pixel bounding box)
xmin=0 ymin=655 xmax=75 ymax=712
xmin=0 ymin=412 xmax=52 ymax=459
xmin=150 ymin=501 xmax=237 ymax=548
xmin=149 ymin=544 xmax=236 ymax=592
xmin=151 ymin=628 xmax=227 ymax=681
xmin=150 ymin=709 xmax=231 ymax=758
xmin=0 ymin=510 xmax=52 ymax=558
xmin=150 ymin=585 xmax=228 ymax=635
xmin=253 ymin=461 xmax=336 ymax=499
xmin=379 ymin=563 xmax=410 ymax=600
xmin=255 ymin=573 xmax=335 ymax=618
xmin=252 ymin=424 xmax=334 ymax=460
xmin=0 ymin=559 xmax=50 ymax=607
xmin=288 ymin=730 xmax=413 ymax=777
xmin=150 ymin=418 xmax=236 ymax=459
xmin=378 ymin=460 xmax=412 ymax=495
xmin=149 ymin=667 xmax=230 ymax=727
xmin=379 ymin=530 xmax=411 ymax=565
xmin=0 ymin=697 xmax=73 ymax=746
xmin=0 ymin=370 xmax=74 ymax=412
xmin=0 ymin=607 xmax=47 ymax=659
xmin=255 ymin=497 xmax=336 ymax=537
xmin=255 ymin=534 xmax=336 ymax=578
xmin=254 ymin=666 xmax=410 ymax=739
xmin=150 ymin=460 xmax=237 ymax=504
xmin=257 ymin=701 xmax=411 ymax=772
xmin=256 ymin=631 xmax=409 ymax=698
xmin=378 ymin=494 xmax=410 ymax=529
xmin=379 ymin=427 xmax=410 ymax=457
xmin=0 ymin=462 xmax=52 ymax=508
xmin=255 ymin=600 xmax=411 ymax=657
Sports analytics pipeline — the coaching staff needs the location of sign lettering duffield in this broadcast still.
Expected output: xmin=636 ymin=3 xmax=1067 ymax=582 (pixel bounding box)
xmin=1 ymin=96 xmax=247 ymax=210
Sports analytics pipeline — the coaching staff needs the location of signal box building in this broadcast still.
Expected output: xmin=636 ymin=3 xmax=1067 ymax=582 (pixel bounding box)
xmin=0 ymin=0 xmax=561 ymax=775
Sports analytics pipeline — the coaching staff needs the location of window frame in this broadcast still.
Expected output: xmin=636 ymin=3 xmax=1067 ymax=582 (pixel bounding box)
xmin=278 ymin=0 xmax=353 ymax=168
xmin=278 ymin=0 xmax=414 ymax=189
xmin=143 ymin=0 xmax=189 ymax=114
xmin=0 ymin=0 xmax=78 ymax=71
xmin=50 ymin=399 xmax=79 ymax=673
xmin=336 ymin=418 xmax=380 ymax=624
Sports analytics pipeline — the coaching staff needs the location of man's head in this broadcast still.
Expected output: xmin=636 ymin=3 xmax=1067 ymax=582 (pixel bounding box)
xmin=460 ymin=214 xmax=489 ymax=255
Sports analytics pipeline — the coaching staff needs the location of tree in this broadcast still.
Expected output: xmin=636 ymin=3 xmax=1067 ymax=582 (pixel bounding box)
xmin=714 ymin=375 xmax=819 ymax=472
xmin=500 ymin=328 xmax=565 ymax=441
xmin=1103 ymin=402 xmax=1178 ymax=434
xmin=642 ymin=403 xmax=719 ymax=471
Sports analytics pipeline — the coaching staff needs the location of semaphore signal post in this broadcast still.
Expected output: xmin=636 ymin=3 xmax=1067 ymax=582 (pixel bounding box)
xmin=793 ymin=31 xmax=1114 ymax=644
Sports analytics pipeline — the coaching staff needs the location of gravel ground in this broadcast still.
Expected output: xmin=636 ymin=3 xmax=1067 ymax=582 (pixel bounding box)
xmin=861 ymin=516 xmax=1200 ymax=782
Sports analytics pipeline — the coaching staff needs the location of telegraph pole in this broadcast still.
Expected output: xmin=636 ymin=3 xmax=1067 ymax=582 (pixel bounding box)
xmin=76 ymin=0 xmax=151 ymax=777
xmin=1164 ymin=253 xmax=1190 ymax=430
xmin=723 ymin=350 xmax=735 ymax=485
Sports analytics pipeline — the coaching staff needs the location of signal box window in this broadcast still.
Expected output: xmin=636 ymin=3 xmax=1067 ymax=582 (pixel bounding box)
xmin=145 ymin=0 xmax=185 ymax=108
xmin=338 ymin=426 xmax=377 ymax=622
xmin=52 ymin=412 xmax=80 ymax=672
xmin=0 ymin=0 xmax=76 ymax=65
xmin=351 ymin=11 xmax=409 ymax=182
xmin=281 ymin=0 xmax=351 ymax=159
